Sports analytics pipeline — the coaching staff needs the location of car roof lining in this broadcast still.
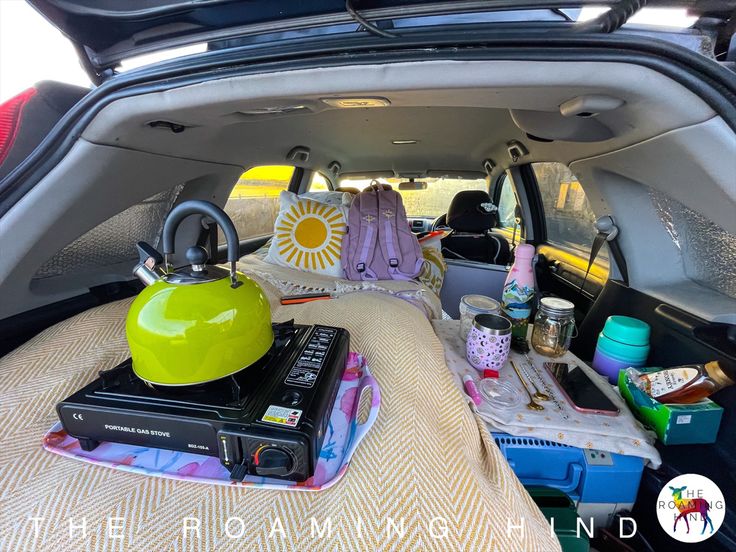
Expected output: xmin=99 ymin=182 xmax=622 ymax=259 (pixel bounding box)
xmin=80 ymin=59 xmax=714 ymax=179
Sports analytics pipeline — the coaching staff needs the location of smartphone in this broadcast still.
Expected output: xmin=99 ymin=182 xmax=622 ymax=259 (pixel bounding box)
xmin=544 ymin=362 xmax=620 ymax=416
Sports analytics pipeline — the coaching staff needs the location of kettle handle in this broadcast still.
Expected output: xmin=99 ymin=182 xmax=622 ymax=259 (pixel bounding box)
xmin=162 ymin=200 xmax=240 ymax=285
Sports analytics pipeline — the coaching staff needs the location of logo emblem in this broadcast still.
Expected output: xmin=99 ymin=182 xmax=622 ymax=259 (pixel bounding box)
xmin=656 ymin=474 xmax=725 ymax=543
xmin=382 ymin=209 xmax=394 ymax=218
xmin=362 ymin=215 xmax=376 ymax=223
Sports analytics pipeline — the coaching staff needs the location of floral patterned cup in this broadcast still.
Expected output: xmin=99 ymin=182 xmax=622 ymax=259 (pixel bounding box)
xmin=466 ymin=314 xmax=512 ymax=371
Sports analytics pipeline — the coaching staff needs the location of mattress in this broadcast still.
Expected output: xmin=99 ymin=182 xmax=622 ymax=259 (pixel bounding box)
xmin=0 ymin=267 xmax=561 ymax=551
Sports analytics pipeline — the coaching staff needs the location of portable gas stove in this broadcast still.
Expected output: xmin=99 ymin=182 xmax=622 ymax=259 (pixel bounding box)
xmin=57 ymin=321 xmax=349 ymax=482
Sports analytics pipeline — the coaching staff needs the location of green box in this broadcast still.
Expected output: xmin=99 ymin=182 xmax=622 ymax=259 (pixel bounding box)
xmin=526 ymin=486 xmax=589 ymax=552
xmin=618 ymin=367 xmax=723 ymax=445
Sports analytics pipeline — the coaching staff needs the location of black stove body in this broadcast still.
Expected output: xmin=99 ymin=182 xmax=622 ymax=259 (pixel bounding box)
xmin=57 ymin=322 xmax=349 ymax=482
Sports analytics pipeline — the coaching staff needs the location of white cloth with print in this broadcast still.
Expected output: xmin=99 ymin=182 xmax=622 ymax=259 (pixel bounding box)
xmin=432 ymin=320 xmax=662 ymax=468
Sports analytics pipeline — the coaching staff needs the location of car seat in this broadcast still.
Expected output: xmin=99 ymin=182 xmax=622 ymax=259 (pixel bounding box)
xmin=440 ymin=190 xmax=511 ymax=265
xmin=335 ymin=186 xmax=360 ymax=194
xmin=0 ymin=81 xmax=88 ymax=181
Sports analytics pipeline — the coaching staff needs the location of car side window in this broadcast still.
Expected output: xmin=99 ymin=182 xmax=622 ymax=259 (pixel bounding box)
xmin=307 ymin=172 xmax=331 ymax=192
xmin=532 ymin=162 xmax=609 ymax=272
xmin=222 ymin=165 xmax=294 ymax=242
xmin=496 ymin=174 xmax=519 ymax=231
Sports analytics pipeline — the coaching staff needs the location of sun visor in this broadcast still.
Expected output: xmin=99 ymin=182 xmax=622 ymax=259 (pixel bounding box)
xmin=509 ymin=109 xmax=614 ymax=142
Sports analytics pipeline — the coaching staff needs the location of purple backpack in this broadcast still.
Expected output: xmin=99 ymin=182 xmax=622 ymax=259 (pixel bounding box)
xmin=342 ymin=183 xmax=423 ymax=281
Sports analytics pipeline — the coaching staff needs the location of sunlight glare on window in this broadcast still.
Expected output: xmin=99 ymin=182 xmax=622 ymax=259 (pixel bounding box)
xmin=222 ymin=165 xmax=294 ymax=242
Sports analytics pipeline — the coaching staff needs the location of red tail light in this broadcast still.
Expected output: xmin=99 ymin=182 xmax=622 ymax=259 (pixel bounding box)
xmin=0 ymin=87 xmax=38 ymax=167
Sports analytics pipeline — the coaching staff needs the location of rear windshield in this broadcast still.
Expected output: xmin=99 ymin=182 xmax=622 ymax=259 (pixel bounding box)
xmin=338 ymin=177 xmax=488 ymax=218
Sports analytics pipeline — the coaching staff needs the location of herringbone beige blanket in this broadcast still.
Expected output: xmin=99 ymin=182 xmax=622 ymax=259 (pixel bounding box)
xmin=0 ymin=275 xmax=561 ymax=551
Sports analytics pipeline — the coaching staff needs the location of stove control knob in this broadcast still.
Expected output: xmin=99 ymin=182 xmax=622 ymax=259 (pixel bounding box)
xmin=254 ymin=447 xmax=294 ymax=477
xmin=281 ymin=390 xmax=303 ymax=406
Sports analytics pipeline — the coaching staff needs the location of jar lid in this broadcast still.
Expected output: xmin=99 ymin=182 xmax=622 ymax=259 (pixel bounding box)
xmin=460 ymin=294 xmax=501 ymax=314
xmin=539 ymin=296 xmax=575 ymax=317
xmin=602 ymin=315 xmax=651 ymax=347
xmin=596 ymin=333 xmax=650 ymax=362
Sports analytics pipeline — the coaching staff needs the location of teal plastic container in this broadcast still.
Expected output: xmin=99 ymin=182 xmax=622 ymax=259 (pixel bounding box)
xmin=592 ymin=316 xmax=650 ymax=384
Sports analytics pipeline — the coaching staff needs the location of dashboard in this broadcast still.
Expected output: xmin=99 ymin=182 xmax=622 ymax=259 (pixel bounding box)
xmin=408 ymin=217 xmax=435 ymax=233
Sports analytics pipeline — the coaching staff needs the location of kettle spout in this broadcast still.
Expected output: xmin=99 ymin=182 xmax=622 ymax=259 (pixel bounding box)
xmin=133 ymin=241 xmax=164 ymax=286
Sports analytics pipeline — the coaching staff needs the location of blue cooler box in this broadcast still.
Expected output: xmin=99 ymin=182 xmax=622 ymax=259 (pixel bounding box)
xmin=493 ymin=433 xmax=645 ymax=530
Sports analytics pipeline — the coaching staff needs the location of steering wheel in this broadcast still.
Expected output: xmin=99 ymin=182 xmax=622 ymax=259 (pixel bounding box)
xmin=431 ymin=213 xmax=450 ymax=232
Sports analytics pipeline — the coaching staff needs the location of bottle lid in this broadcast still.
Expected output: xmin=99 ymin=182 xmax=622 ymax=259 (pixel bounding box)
xmin=704 ymin=361 xmax=734 ymax=387
xmin=539 ymin=297 xmax=575 ymax=318
xmin=601 ymin=315 xmax=650 ymax=347
xmin=514 ymin=243 xmax=536 ymax=259
xmin=460 ymin=294 xmax=501 ymax=314
xmin=595 ymin=333 xmax=649 ymax=363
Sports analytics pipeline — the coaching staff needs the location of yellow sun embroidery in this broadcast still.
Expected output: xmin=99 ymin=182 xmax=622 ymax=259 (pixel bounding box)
xmin=275 ymin=200 xmax=345 ymax=271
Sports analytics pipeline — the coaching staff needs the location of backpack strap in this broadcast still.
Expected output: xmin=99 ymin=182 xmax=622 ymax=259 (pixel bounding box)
xmin=374 ymin=186 xmax=400 ymax=277
xmin=376 ymin=186 xmax=423 ymax=279
xmin=353 ymin=189 xmax=379 ymax=280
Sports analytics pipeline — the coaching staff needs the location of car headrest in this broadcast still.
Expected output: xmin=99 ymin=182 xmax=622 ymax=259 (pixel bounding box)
xmin=335 ymin=186 xmax=360 ymax=194
xmin=446 ymin=190 xmax=497 ymax=232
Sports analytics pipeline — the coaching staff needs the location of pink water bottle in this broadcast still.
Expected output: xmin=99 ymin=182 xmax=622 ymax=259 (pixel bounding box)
xmin=501 ymin=244 xmax=536 ymax=341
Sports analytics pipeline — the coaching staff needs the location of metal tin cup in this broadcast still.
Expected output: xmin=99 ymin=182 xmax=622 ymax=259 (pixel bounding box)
xmin=465 ymin=314 xmax=512 ymax=371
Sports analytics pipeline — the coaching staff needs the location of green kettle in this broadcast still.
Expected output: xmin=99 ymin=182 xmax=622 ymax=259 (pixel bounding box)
xmin=125 ymin=200 xmax=274 ymax=386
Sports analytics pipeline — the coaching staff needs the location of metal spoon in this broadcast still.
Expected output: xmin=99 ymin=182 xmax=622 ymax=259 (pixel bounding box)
xmin=520 ymin=356 xmax=550 ymax=401
xmin=510 ymin=360 xmax=544 ymax=411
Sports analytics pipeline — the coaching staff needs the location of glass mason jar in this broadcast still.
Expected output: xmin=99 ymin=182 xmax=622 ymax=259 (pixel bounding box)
xmin=531 ymin=297 xmax=576 ymax=357
xmin=459 ymin=294 xmax=501 ymax=341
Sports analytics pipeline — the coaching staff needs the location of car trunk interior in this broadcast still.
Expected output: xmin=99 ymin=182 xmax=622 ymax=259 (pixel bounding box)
xmin=1 ymin=55 xmax=735 ymax=548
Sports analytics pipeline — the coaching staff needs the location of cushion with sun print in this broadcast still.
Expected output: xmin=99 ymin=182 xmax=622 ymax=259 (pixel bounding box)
xmin=265 ymin=191 xmax=348 ymax=276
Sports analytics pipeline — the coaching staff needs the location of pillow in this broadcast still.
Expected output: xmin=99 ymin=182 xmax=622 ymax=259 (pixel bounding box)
xmin=417 ymin=233 xmax=447 ymax=295
xmin=265 ymin=191 xmax=348 ymax=276
xmin=250 ymin=237 xmax=272 ymax=260
xmin=251 ymin=192 xmax=349 ymax=261
xmin=301 ymin=190 xmax=353 ymax=206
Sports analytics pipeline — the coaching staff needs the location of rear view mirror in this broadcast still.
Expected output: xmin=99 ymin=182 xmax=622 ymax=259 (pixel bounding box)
xmin=398 ymin=181 xmax=427 ymax=191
